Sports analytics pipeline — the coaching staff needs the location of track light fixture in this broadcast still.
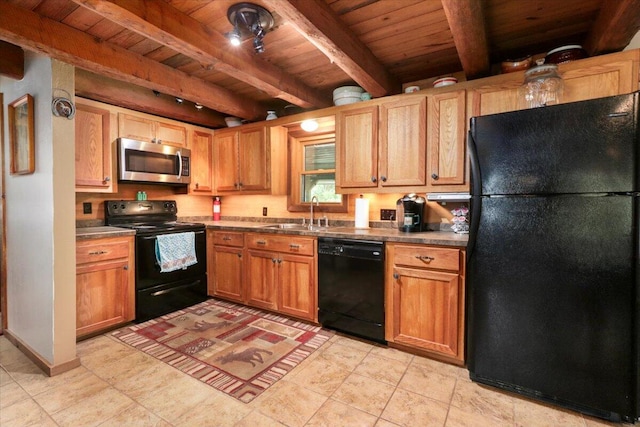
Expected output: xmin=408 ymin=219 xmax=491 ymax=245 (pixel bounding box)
xmin=226 ymin=2 xmax=274 ymax=54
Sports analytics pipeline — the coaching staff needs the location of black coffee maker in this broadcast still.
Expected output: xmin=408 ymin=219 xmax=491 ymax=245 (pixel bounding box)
xmin=396 ymin=193 xmax=426 ymax=232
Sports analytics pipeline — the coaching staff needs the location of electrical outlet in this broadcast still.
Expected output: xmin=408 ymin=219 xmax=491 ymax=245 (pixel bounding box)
xmin=262 ymin=207 xmax=268 ymax=216
xmin=83 ymin=202 xmax=92 ymax=214
xmin=380 ymin=209 xmax=396 ymax=220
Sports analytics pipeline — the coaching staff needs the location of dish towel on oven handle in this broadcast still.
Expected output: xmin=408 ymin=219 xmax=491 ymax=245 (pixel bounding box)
xmin=155 ymin=232 xmax=197 ymax=273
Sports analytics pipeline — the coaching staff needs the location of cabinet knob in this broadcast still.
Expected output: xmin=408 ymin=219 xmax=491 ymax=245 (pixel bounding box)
xmin=431 ymin=173 xmax=439 ymax=180
xmin=237 ymin=253 xmax=242 ymax=258
xmin=277 ymin=259 xmax=282 ymax=264
xmin=371 ymin=176 xmax=377 ymax=183
xmin=380 ymin=175 xmax=387 ymax=182
xmin=195 ymin=182 xmax=199 ymax=189
xmin=104 ymin=176 xmax=111 ymax=182
xmin=124 ymin=265 xmax=129 ymax=270
xmin=271 ymin=258 xmax=277 ymax=263
xmin=238 ymin=182 xmax=243 ymax=187
xmin=393 ymin=272 xmax=399 ymax=279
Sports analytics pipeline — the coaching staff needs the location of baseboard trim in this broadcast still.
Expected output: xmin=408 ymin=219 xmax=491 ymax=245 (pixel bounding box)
xmin=3 ymin=329 xmax=80 ymax=376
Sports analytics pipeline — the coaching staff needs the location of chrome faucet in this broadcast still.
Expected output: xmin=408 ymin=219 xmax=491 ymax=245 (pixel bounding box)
xmin=309 ymin=196 xmax=319 ymax=229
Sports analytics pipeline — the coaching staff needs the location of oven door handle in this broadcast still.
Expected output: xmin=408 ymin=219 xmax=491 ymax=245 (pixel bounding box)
xmin=139 ymin=230 xmax=205 ymax=241
xmin=177 ymin=150 xmax=183 ymax=180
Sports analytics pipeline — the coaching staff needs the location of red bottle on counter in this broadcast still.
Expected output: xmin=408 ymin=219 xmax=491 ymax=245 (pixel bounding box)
xmin=213 ymin=196 xmax=221 ymax=221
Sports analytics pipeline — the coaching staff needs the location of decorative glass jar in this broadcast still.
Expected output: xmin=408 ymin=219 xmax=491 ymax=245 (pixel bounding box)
xmin=519 ymin=60 xmax=564 ymax=108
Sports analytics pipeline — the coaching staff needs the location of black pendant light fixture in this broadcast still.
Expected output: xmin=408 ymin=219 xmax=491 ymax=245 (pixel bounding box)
xmin=226 ymin=2 xmax=274 ymax=54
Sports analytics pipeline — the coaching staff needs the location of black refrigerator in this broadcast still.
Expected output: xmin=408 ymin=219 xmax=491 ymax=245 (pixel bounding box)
xmin=467 ymin=92 xmax=639 ymax=423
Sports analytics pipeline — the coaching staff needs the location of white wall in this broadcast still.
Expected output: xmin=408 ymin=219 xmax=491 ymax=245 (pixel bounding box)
xmin=1 ymin=52 xmax=76 ymax=365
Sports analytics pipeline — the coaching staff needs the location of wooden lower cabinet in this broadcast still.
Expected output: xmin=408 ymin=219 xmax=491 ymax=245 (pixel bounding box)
xmin=385 ymin=243 xmax=466 ymax=364
xmin=207 ymin=230 xmax=244 ymax=303
xmin=75 ymin=236 xmax=135 ymax=339
xmin=244 ymin=233 xmax=317 ymax=322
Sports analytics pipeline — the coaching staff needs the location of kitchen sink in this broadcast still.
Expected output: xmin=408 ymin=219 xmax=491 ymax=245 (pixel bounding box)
xmin=260 ymin=223 xmax=328 ymax=231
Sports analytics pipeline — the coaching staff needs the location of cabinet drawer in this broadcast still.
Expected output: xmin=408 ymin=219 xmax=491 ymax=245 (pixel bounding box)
xmin=392 ymin=245 xmax=460 ymax=271
xmin=76 ymin=239 xmax=131 ymax=265
xmin=212 ymin=231 xmax=244 ymax=247
xmin=246 ymin=234 xmax=315 ymax=256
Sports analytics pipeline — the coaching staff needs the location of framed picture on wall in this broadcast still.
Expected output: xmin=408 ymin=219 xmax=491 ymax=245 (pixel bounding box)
xmin=8 ymin=94 xmax=35 ymax=175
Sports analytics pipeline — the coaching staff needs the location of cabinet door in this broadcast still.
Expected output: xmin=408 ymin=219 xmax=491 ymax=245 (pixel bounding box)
xmin=214 ymin=131 xmax=240 ymax=192
xmin=238 ymin=127 xmax=269 ymax=191
xmin=379 ymin=96 xmax=427 ymax=188
xmin=278 ymin=254 xmax=316 ymax=321
xmin=428 ymin=90 xmax=467 ymax=188
xmin=118 ymin=113 xmax=155 ymax=142
xmin=336 ymin=105 xmax=379 ymax=189
xmin=190 ymin=130 xmax=214 ymax=193
xmin=245 ymin=250 xmax=277 ymax=310
xmin=75 ymin=102 xmax=114 ymax=192
xmin=390 ymin=266 xmax=461 ymax=359
xmin=76 ymin=259 xmax=133 ymax=338
xmin=155 ymin=120 xmax=187 ymax=147
xmin=211 ymin=246 xmax=244 ymax=303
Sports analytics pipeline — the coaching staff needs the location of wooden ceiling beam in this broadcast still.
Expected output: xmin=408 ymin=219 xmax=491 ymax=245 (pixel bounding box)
xmin=71 ymin=0 xmax=331 ymax=109
xmin=262 ymin=0 xmax=401 ymax=97
xmin=0 ymin=1 xmax=264 ymax=120
xmin=441 ymin=0 xmax=490 ymax=79
xmin=582 ymin=0 xmax=640 ymax=55
xmin=75 ymin=69 xmax=226 ymax=128
xmin=0 ymin=40 xmax=24 ymax=80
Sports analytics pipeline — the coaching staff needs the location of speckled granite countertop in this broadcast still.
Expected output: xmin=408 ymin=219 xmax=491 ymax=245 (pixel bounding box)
xmin=75 ymin=221 xmax=468 ymax=247
xmin=202 ymin=221 xmax=468 ymax=247
xmin=76 ymin=226 xmax=136 ymax=240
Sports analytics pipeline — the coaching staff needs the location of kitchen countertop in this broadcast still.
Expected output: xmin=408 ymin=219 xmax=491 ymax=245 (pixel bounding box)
xmin=202 ymin=221 xmax=468 ymax=247
xmin=75 ymin=221 xmax=468 ymax=247
xmin=76 ymin=226 xmax=136 ymax=240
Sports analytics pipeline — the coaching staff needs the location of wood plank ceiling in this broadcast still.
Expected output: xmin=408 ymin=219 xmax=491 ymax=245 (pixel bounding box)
xmin=0 ymin=0 xmax=639 ymax=128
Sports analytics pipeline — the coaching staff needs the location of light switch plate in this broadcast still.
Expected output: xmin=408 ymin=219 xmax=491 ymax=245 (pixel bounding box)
xmin=83 ymin=202 xmax=92 ymax=214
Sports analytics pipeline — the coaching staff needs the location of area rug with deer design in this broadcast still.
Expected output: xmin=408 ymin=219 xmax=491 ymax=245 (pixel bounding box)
xmin=111 ymin=298 xmax=333 ymax=403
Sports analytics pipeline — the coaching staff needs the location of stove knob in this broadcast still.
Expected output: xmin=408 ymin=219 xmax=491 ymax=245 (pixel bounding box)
xmin=120 ymin=204 xmax=126 ymax=210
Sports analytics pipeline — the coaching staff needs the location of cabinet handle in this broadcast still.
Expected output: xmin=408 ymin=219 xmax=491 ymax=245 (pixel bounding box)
xmin=222 ymin=236 xmax=232 ymax=241
xmin=431 ymin=173 xmax=439 ymax=180
xmin=415 ymin=255 xmax=435 ymax=262
xmin=393 ymin=272 xmax=399 ymax=279
xmin=88 ymin=250 xmax=107 ymax=255
xmin=257 ymin=240 xmax=266 ymax=245
xmin=371 ymin=176 xmax=377 ymax=183
xmin=104 ymin=176 xmax=111 ymax=182
xmin=289 ymin=243 xmax=300 ymax=249
xmin=380 ymin=175 xmax=387 ymax=182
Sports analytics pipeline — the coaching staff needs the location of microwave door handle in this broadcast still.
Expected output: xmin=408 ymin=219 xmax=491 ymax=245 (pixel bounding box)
xmin=176 ymin=150 xmax=183 ymax=180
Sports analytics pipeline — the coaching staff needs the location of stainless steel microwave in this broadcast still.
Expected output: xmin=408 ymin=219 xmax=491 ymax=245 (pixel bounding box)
xmin=118 ymin=138 xmax=191 ymax=185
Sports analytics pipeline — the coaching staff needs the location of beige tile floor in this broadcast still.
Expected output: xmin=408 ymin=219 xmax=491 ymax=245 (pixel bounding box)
xmin=0 ymin=329 xmax=634 ymax=427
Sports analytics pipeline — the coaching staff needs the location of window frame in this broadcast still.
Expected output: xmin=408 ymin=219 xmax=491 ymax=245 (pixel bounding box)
xmin=287 ymin=132 xmax=348 ymax=213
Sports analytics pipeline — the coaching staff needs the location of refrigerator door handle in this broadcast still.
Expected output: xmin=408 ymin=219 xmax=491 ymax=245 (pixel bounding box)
xmin=467 ymin=129 xmax=482 ymax=197
xmin=467 ymin=129 xmax=482 ymax=260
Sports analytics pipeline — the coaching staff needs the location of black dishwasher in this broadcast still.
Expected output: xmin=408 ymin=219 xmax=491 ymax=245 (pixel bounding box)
xmin=318 ymin=238 xmax=385 ymax=344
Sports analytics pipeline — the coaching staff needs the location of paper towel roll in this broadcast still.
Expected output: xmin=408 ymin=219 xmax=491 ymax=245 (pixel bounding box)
xmin=355 ymin=198 xmax=369 ymax=228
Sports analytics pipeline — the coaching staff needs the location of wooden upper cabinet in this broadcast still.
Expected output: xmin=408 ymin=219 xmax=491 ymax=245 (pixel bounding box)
xmin=75 ymin=99 xmax=116 ymax=193
xmin=118 ymin=112 xmax=187 ymax=147
xmin=190 ymin=129 xmax=214 ymax=194
xmin=427 ymin=90 xmax=467 ymax=190
xmin=213 ymin=125 xmax=286 ymax=195
xmin=336 ymin=105 xmax=379 ymax=190
xmin=238 ymin=127 xmax=269 ymax=192
xmin=467 ymin=49 xmax=639 ymax=117
xmin=379 ymin=96 xmax=427 ymax=188
xmin=213 ymin=130 xmax=240 ymax=192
